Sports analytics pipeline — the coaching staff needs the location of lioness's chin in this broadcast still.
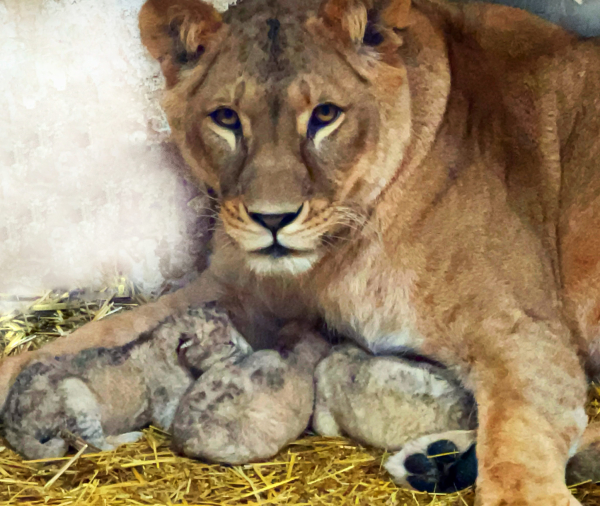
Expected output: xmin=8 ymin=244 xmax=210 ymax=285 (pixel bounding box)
xmin=246 ymin=252 xmax=320 ymax=277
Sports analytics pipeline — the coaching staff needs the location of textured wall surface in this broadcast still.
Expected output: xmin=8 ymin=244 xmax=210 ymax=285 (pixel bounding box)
xmin=453 ymin=0 xmax=600 ymax=37
xmin=0 ymin=0 xmax=597 ymax=312
xmin=0 ymin=0 xmax=230 ymax=310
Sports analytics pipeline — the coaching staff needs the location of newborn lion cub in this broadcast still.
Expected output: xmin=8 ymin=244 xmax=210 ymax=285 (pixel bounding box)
xmin=2 ymin=304 xmax=251 ymax=460
xmin=173 ymin=327 xmax=331 ymax=464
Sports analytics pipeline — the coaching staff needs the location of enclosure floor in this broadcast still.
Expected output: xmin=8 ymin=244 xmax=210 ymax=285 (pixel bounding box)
xmin=1 ymin=282 xmax=599 ymax=505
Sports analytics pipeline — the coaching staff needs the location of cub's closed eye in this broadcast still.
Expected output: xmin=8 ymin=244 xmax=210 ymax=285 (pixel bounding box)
xmin=307 ymin=103 xmax=343 ymax=138
xmin=210 ymin=108 xmax=242 ymax=132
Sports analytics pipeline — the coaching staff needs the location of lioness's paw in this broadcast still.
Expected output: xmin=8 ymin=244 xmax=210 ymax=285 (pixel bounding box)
xmin=385 ymin=430 xmax=477 ymax=493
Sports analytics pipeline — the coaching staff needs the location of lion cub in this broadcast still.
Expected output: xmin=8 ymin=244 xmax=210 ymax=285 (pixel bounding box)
xmin=173 ymin=326 xmax=331 ymax=464
xmin=1 ymin=304 xmax=251 ymax=460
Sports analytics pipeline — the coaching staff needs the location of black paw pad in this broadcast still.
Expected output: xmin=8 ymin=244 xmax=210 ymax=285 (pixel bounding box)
xmin=427 ymin=439 xmax=460 ymax=464
xmin=404 ymin=441 xmax=478 ymax=493
xmin=452 ymin=444 xmax=478 ymax=490
xmin=404 ymin=453 xmax=435 ymax=475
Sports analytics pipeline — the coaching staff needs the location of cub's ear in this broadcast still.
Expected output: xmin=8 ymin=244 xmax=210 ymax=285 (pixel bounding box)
xmin=318 ymin=0 xmax=411 ymax=46
xmin=139 ymin=0 xmax=223 ymax=87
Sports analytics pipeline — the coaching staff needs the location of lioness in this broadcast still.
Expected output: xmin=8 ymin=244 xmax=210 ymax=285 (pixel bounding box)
xmin=1 ymin=0 xmax=599 ymax=503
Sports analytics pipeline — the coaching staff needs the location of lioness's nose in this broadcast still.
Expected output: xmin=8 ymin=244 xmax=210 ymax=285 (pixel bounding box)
xmin=249 ymin=207 xmax=302 ymax=234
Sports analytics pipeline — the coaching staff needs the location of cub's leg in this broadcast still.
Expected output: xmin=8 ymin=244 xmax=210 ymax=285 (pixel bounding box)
xmin=2 ymin=373 xmax=132 ymax=459
xmin=3 ymin=431 xmax=68 ymax=460
xmin=39 ymin=377 xmax=143 ymax=452
xmin=385 ymin=430 xmax=477 ymax=493
xmin=0 ymin=270 xmax=223 ymax=410
xmin=2 ymin=364 xmax=69 ymax=460
xmin=59 ymin=377 xmax=115 ymax=451
xmin=105 ymin=432 xmax=145 ymax=447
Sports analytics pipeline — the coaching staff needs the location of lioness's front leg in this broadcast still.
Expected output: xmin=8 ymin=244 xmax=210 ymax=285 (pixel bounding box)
xmin=0 ymin=270 xmax=223 ymax=410
xmin=464 ymin=318 xmax=587 ymax=506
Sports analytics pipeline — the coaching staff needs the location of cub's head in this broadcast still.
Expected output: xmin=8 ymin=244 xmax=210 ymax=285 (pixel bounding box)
xmin=140 ymin=0 xmax=422 ymax=276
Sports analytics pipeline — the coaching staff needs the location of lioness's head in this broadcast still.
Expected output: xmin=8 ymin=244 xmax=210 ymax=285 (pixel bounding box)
xmin=140 ymin=0 xmax=442 ymax=276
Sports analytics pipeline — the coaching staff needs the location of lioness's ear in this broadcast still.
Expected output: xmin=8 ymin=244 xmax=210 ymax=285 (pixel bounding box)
xmin=380 ymin=0 xmax=412 ymax=30
xmin=139 ymin=0 xmax=223 ymax=87
xmin=318 ymin=0 xmax=411 ymax=46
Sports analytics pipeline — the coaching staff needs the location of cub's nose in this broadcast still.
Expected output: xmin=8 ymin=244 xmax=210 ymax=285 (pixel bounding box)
xmin=249 ymin=207 xmax=302 ymax=234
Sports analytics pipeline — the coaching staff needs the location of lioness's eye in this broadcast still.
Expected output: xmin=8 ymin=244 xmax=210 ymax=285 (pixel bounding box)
xmin=210 ymin=108 xmax=242 ymax=131
xmin=307 ymin=103 xmax=343 ymax=137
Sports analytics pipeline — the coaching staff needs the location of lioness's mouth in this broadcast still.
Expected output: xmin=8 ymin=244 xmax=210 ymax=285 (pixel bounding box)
xmin=255 ymin=243 xmax=292 ymax=258
xmin=247 ymin=243 xmax=320 ymax=275
xmin=253 ymin=243 xmax=316 ymax=260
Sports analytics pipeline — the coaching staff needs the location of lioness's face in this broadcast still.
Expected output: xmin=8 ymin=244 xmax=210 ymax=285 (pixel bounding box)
xmin=141 ymin=0 xmax=411 ymax=275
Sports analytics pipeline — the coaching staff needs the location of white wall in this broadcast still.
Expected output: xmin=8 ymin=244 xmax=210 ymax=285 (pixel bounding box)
xmin=0 ymin=0 xmax=230 ymax=312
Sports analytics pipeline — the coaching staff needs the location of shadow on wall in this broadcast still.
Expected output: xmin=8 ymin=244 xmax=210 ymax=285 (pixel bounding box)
xmin=453 ymin=0 xmax=600 ymax=37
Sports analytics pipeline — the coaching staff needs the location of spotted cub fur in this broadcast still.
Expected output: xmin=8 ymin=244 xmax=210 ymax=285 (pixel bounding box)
xmin=2 ymin=304 xmax=250 ymax=460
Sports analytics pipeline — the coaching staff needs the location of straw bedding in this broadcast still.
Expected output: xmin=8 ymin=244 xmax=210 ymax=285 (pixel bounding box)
xmin=1 ymin=281 xmax=599 ymax=505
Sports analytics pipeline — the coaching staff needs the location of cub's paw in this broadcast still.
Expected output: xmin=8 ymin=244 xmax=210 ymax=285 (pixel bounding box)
xmin=385 ymin=430 xmax=477 ymax=493
xmin=105 ymin=431 xmax=145 ymax=448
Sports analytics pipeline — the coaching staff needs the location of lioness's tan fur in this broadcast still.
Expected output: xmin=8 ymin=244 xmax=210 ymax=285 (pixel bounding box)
xmin=2 ymin=0 xmax=600 ymax=504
